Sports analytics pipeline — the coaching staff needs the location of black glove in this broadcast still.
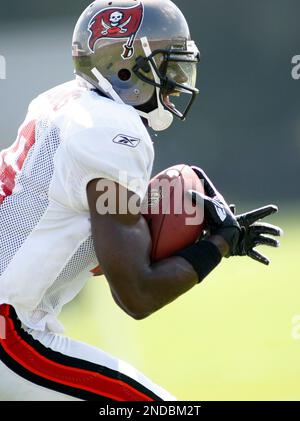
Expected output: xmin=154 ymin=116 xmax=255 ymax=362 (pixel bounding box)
xmin=191 ymin=166 xmax=283 ymax=265
xmin=229 ymin=204 xmax=283 ymax=265
xmin=189 ymin=166 xmax=241 ymax=256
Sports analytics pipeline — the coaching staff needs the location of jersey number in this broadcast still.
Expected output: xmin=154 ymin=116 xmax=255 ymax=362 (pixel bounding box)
xmin=0 ymin=120 xmax=36 ymax=204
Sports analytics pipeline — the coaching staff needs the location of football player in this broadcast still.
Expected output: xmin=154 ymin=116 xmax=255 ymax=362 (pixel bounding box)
xmin=0 ymin=0 xmax=282 ymax=401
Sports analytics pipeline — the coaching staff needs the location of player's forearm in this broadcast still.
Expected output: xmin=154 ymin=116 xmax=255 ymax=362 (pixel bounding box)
xmin=110 ymin=256 xmax=197 ymax=320
xmin=135 ymin=256 xmax=199 ymax=317
xmin=114 ymin=238 xmax=224 ymax=320
xmin=134 ymin=237 xmax=225 ymax=318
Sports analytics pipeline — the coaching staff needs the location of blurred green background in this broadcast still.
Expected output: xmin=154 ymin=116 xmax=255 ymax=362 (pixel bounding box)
xmin=1 ymin=0 xmax=300 ymax=400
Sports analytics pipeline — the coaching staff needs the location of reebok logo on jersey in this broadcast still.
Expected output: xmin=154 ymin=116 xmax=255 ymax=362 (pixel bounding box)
xmin=113 ymin=134 xmax=141 ymax=148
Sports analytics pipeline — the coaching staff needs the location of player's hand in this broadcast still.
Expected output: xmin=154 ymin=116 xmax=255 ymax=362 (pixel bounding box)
xmin=229 ymin=204 xmax=283 ymax=265
xmin=189 ymin=166 xmax=241 ymax=256
xmin=190 ymin=166 xmax=283 ymax=265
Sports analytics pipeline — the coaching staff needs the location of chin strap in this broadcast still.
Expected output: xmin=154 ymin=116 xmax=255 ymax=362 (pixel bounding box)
xmin=137 ymin=37 xmax=174 ymax=131
xmin=91 ymin=68 xmax=125 ymax=105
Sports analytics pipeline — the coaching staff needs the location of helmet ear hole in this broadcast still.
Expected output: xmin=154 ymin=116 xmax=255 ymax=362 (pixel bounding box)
xmin=118 ymin=69 xmax=132 ymax=81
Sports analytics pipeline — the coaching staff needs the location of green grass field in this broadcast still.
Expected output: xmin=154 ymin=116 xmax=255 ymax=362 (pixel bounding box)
xmin=60 ymin=210 xmax=300 ymax=401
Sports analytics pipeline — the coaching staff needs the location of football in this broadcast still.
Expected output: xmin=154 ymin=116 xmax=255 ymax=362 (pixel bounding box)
xmin=142 ymin=164 xmax=205 ymax=262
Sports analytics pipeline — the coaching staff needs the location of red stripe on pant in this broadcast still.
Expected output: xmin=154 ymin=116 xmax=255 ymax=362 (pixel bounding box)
xmin=0 ymin=304 xmax=154 ymax=401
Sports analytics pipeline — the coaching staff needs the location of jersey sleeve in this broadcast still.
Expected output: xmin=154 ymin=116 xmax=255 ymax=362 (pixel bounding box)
xmin=63 ymin=119 xmax=154 ymax=211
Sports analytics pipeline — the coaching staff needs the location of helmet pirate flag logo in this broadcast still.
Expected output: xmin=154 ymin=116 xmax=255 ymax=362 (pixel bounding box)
xmin=88 ymin=2 xmax=144 ymax=60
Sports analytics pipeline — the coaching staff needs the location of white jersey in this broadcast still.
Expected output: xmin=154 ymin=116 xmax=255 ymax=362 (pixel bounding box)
xmin=0 ymin=78 xmax=154 ymax=333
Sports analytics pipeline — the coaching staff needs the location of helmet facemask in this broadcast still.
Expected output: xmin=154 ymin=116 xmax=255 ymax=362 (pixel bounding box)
xmin=133 ymin=39 xmax=200 ymax=122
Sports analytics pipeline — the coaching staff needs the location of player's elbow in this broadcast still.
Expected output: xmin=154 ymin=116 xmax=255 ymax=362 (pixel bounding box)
xmin=121 ymin=297 xmax=153 ymax=321
xmin=127 ymin=309 xmax=151 ymax=321
xmin=115 ymin=301 xmax=152 ymax=320
xmin=112 ymin=279 xmax=155 ymax=321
